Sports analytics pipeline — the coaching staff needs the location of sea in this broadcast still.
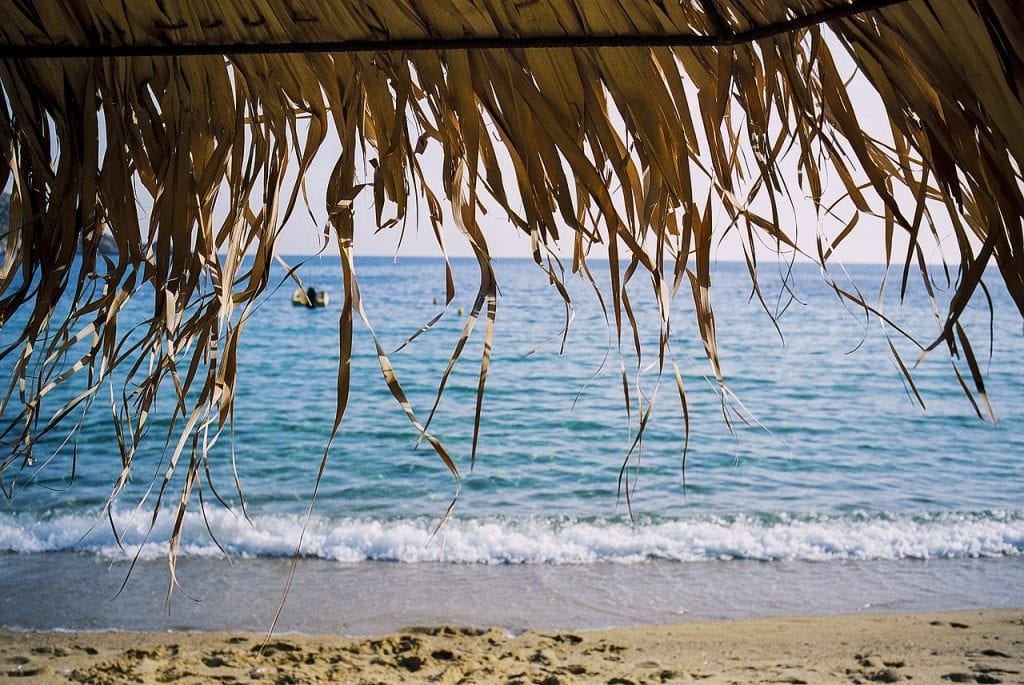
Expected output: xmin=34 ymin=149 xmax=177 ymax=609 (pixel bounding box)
xmin=1 ymin=256 xmax=1022 ymax=635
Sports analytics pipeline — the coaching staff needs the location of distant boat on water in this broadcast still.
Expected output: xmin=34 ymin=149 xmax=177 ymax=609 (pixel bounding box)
xmin=292 ymin=286 xmax=329 ymax=308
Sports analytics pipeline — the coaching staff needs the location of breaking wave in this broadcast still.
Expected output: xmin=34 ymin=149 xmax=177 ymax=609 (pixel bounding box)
xmin=2 ymin=509 xmax=1022 ymax=564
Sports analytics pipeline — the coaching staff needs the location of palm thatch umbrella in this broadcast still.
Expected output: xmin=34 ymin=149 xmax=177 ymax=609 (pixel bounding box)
xmin=1 ymin=0 xmax=1022 ymax=567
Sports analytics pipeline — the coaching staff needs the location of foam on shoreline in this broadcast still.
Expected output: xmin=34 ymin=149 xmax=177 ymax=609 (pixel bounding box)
xmin=2 ymin=509 xmax=1022 ymax=562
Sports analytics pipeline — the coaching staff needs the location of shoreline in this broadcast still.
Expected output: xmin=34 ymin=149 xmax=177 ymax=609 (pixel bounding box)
xmin=3 ymin=553 xmax=1023 ymax=636
xmin=2 ymin=609 xmax=1021 ymax=683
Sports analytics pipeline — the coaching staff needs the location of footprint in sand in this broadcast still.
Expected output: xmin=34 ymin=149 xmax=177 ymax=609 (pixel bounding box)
xmin=253 ymin=640 xmax=301 ymax=656
xmin=396 ymin=654 xmax=425 ymax=671
xmin=942 ymin=673 xmax=1003 ymax=683
xmin=4 ymin=656 xmax=48 ymax=679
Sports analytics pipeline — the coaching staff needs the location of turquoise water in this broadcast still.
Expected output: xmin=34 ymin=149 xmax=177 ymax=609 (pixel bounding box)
xmin=1 ymin=256 xmax=1022 ymax=631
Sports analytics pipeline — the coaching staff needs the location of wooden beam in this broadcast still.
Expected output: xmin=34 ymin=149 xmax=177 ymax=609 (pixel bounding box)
xmin=0 ymin=0 xmax=912 ymax=60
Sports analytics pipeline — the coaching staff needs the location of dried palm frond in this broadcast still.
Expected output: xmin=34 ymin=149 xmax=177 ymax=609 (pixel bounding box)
xmin=1 ymin=0 xmax=1022 ymax=569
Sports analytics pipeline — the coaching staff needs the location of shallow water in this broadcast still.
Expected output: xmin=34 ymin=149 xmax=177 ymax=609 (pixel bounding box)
xmin=2 ymin=552 xmax=1021 ymax=634
xmin=1 ymin=256 xmax=1022 ymax=631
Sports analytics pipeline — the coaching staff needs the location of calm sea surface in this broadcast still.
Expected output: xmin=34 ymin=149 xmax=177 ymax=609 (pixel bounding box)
xmin=1 ymin=256 xmax=1022 ymax=633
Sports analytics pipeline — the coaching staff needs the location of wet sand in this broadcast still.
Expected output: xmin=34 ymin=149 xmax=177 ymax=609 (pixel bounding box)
xmin=2 ymin=609 xmax=1020 ymax=683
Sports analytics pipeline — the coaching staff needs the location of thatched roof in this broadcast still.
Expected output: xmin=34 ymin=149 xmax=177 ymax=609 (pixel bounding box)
xmin=1 ymin=1 xmax=1022 ymax=558
xmin=0 ymin=1 xmax=913 ymax=53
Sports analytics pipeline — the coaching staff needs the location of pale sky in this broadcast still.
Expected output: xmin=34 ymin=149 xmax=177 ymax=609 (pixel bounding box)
xmin=269 ymin=63 xmax=952 ymax=266
xmin=271 ymin=134 xmax=920 ymax=265
xmin=1 ymin=43 xmax=958 ymax=267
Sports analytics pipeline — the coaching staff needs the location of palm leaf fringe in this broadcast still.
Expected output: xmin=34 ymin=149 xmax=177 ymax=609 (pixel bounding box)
xmin=0 ymin=0 xmax=1022 ymax=565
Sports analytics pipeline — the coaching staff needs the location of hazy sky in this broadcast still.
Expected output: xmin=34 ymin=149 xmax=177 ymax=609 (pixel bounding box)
xmin=269 ymin=68 xmax=949 ymax=266
xmin=0 ymin=45 xmax=955 ymax=267
xmin=272 ymin=140 xmax=922 ymax=265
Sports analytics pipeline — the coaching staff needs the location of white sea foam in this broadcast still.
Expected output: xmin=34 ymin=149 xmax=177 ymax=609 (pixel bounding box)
xmin=1 ymin=509 xmax=1021 ymax=563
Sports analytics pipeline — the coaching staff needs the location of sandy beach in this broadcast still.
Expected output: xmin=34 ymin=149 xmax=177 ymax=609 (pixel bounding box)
xmin=1 ymin=609 xmax=1020 ymax=684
